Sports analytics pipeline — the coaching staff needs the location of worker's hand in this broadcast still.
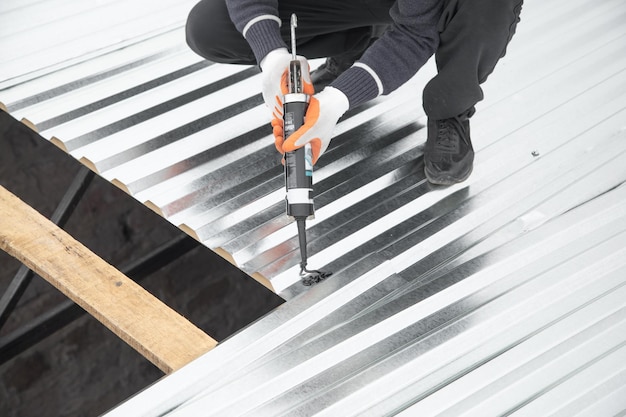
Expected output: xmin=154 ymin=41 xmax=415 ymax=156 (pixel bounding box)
xmin=260 ymin=48 xmax=313 ymax=120
xmin=276 ymin=87 xmax=349 ymax=165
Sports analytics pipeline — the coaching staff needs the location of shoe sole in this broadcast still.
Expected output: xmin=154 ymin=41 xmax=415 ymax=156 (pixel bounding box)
xmin=425 ymin=164 xmax=474 ymax=186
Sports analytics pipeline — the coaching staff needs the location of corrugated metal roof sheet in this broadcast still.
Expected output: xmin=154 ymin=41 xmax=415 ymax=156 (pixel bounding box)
xmin=2 ymin=0 xmax=626 ymax=414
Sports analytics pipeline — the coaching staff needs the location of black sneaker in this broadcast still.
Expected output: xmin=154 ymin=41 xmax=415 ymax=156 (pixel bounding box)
xmin=424 ymin=114 xmax=474 ymax=185
xmin=310 ymin=56 xmax=355 ymax=91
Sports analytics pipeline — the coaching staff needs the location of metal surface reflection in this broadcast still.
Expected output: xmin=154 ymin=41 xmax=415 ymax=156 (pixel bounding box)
xmin=2 ymin=0 xmax=626 ymax=415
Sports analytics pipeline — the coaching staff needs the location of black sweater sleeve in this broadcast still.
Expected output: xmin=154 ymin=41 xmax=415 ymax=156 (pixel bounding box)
xmin=226 ymin=0 xmax=441 ymax=109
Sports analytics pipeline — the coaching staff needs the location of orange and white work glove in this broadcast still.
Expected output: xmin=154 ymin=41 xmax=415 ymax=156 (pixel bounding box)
xmin=276 ymin=87 xmax=349 ymax=165
xmin=260 ymin=48 xmax=313 ymax=120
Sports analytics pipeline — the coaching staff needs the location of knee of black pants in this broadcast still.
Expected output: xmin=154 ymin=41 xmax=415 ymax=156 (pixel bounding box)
xmin=439 ymin=0 xmax=523 ymax=52
xmin=186 ymin=0 xmax=255 ymax=64
xmin=424 ymin=0 xmax=523 ymax=118
xmin=466 ymin=0 xmax=523 ymax=55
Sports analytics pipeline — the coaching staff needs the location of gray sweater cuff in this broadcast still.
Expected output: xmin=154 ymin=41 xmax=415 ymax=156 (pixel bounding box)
xmin=244 ymin=19 xmax=288 ymax=65
xmin=330 ymin=66 xmax=381 ymax=109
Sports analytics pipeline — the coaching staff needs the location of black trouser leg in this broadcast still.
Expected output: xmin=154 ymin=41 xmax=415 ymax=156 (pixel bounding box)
xmin=423 ymin=0 xmax=523 ymax=120
xmin=186 ymin=0 xmax=394 ymax=65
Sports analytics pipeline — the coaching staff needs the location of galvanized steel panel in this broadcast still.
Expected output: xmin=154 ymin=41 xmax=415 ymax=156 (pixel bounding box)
xmin=2 ymin=0 xmax=626 ymax=414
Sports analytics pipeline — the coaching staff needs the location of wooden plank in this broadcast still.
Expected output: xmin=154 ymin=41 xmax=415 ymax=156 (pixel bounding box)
xmin=0 ymin=185 xmax=217 ymax=373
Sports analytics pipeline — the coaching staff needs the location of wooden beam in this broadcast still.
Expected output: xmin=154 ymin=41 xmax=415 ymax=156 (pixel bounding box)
xmin=0 ymin=185 xmax=217 ymax=373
